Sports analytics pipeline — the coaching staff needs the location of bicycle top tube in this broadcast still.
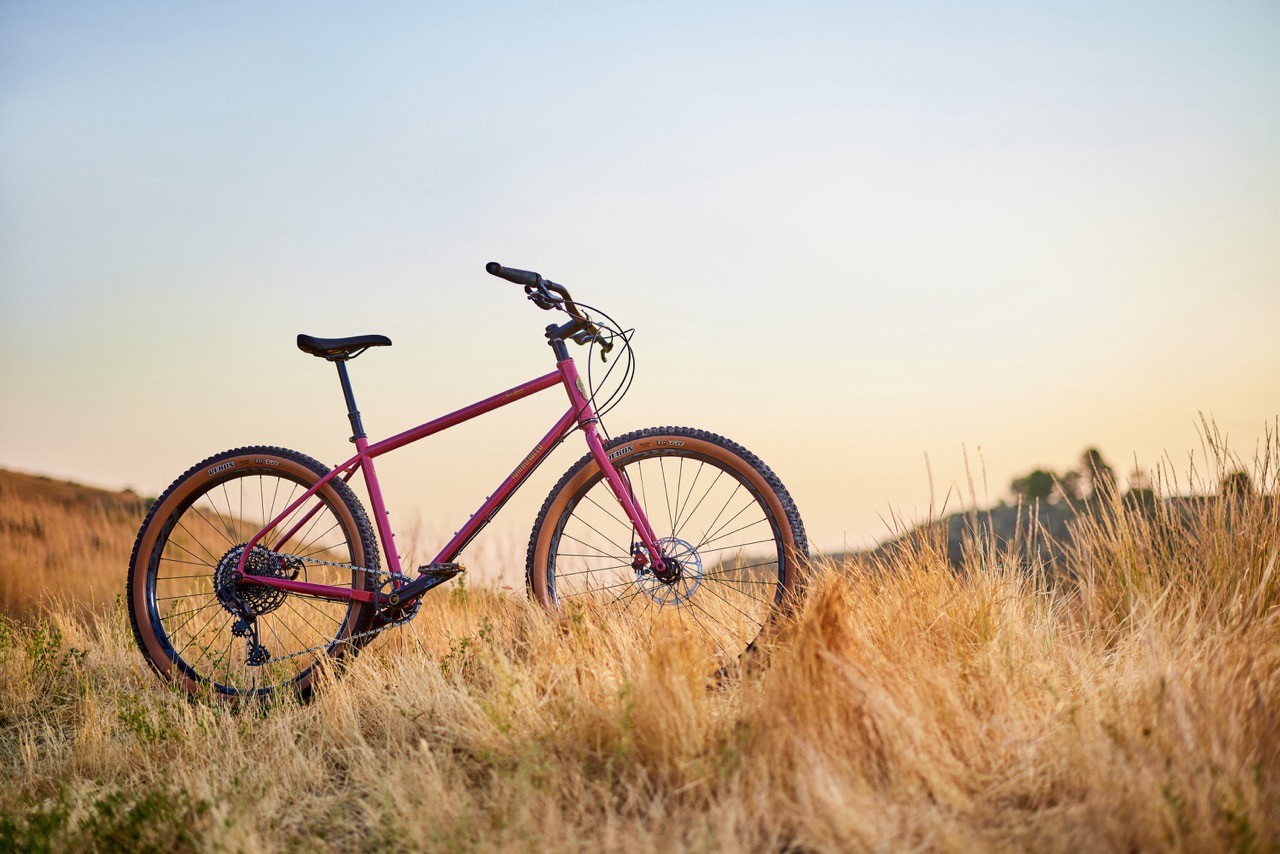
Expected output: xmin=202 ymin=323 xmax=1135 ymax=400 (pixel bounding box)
xmin=235 ymin=262 xmax=664 ymax=598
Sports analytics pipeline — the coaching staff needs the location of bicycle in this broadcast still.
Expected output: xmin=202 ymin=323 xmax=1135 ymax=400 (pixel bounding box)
xmin=127 ymin=262 xmax=808 ymax=701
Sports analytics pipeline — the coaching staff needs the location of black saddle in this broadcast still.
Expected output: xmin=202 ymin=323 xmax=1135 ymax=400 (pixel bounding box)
xmin=296 ymin=333 xmax=392 ymax=360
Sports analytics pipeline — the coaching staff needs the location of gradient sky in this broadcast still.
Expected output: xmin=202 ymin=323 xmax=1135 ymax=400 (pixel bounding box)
xmin=2 ymin=2 xmax=1278 ymax=578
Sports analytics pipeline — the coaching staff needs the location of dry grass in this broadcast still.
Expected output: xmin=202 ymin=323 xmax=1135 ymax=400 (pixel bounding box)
xmin=0 ymin=470 xmax=148 ymax=620
xmin=1 ymin=454 xmax=1278 ymax=851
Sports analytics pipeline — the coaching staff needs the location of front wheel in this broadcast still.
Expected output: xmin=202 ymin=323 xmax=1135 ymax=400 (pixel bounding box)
xmin=527 ymin=427 xmax=808 ymax=661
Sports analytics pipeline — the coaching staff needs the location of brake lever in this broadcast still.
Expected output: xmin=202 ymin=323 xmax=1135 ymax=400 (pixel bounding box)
xmin=523 ymin=284 xmax=559 ymax=310
xmin=568 ymin=328 xmax=613 ymax=362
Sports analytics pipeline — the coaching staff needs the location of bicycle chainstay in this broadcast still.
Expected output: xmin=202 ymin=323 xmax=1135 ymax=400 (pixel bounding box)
xmin=242 ymin=550 xmax=416 ymax=666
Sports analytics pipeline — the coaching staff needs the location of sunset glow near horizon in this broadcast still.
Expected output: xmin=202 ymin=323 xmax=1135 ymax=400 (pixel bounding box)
xmin=2 ymin=2 xmax=1277 ymax=580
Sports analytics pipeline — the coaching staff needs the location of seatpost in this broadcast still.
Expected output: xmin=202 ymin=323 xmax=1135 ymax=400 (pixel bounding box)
xmin=333 ymin=359 xmax=367 ymax=443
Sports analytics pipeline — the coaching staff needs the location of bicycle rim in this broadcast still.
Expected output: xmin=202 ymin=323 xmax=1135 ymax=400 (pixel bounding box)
xmin=138 ymin=464 xmax=370 ymax=697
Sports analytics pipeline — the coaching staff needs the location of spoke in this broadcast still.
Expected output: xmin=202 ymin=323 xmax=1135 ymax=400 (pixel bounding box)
xmin=694 ymin=538 xmax=778 ymax=556
xmin=694 ymin=580 xmax=768 ymax=630
xmin=703 ymin=558 xmax=781 ymax=577
xmin=189 ymin=503 xmax=236 ymax=551
xmin=699 ymin=516 xmax=771 ymax=551
xmin=258 ymin=476 xmax=267 ymax=535
xmin=670 ymin=457 xmax=685 ymax=540
xmin=702 ymin=575 xmax=777 ymax=611
xmin=266 ymin=483 xmax=310 ymax=550
xmin=172 ymin=517 xmax=224 ymax=565
xmin=162 ymin=536 xmax=219 ymax=571
xmin=701 ymin=576 xmax=780 ymax=587
xmin=670 ymin=461 xmax=705 ymax=536
xmin=282 ymin=594 xmax=335 ymax=640
xmin=291 ymin=501 xmax=333 ymax=558
xmin=559 ymin=576 xmax=645 ymax=597
xmin=678 ymin=597 xmax=720 ymax=642
xmin=268 ymin=476 xmax=284 ymax=535
xmin=185 ymin=612 xmax=233 ymax=674
xmin=638 ymin=582 xmax=658 ymax=627
xmin=552 ymin=560 xmax=635 ymax=579
xmin=161 ymin=599 xmax=220 ymax=627
xmin=696 ymin=498 xmax=760 ymax=552
xmin=271 ymin=602 xmax=325 ymax=658
xmin=174 ymin=606 xmax=230 ymax=663
xmin=670 ymin=467 xmax=725 ymax=540
xmin=217 ymin=635 xmax=237 ymax=690
xmin=658 ymin=457 xmax=677 ymax=537
xmin=262 ymin=618 xmax=306 ymax=677
xmin=296 ymin=595 xmax=348 ymax=639
xmin=686 ymin=593 xmax=755 ymax=647
xmin=604 ymin=581 xmax=651 ymax=608
xmin=155 ymin=568 xmax=217 ymax=579
xmin=157 ymin=557 xmax=218 ymax=572
xmin=297 ymin=525 xmax=346 ymax=559
xmin=559 ymin=531 xmax=625 ymax=562
xmin=692 ymin=487 xmax=740 ymax=556
xmin=266 ymin=482 xmax=303 ymax=550
xmin=217 ymin=483 xmax=241 ymax=543
xmin=155 ymin=592 xmax=212 ymax=603
xmin=565 ymin=511 xmax=630 ymax=557
xmin=581 ymin=493 xmax=632 ymax=535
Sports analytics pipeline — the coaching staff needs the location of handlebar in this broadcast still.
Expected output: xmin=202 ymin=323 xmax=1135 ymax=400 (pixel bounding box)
xmin=485 ymin=261 xmax=541 ymax=288
xmin=485 ymin=261 xmax=611 ymax=358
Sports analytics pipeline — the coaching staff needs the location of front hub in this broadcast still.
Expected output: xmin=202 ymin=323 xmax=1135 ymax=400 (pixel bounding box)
xmin=633 ymin=537 xmax=704 ymax=605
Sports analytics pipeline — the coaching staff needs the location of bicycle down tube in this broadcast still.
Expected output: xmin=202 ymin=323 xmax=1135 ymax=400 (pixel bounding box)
xmin=234 ymin=357 xmax=668 ymax=605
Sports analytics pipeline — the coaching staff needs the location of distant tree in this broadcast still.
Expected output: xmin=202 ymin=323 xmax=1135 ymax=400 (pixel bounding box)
xmin=1219 ymin=470 xmax=1254 ymax=498
xmin=1057 ymin=470 xmax=1083 ymax=503
xmin=1126 ymin=467 xmax=1152 ymax=493
xmin=1080 ymin=448 xmax=1115 ymax=500
xmin=1011 ymin=469 xmax=1055 ymax=503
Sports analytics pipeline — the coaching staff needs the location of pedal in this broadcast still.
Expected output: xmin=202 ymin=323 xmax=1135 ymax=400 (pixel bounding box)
xmin=418 ymin=562 xmax=465 ymax=579
xmin=381 ymin=563 xmax=467 ymax=611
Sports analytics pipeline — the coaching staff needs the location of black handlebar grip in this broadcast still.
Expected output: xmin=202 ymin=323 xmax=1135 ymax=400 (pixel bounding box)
xmin=485 ymin=261 xmax=542 ymax=287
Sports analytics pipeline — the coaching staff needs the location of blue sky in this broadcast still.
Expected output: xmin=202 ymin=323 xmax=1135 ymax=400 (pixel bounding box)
xmin=2 ymin=1 xmax=1277 ymax=571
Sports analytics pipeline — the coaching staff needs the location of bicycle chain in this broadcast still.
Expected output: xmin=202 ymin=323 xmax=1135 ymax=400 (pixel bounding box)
xmin=251 ymin=552 xmax=417 ymax=666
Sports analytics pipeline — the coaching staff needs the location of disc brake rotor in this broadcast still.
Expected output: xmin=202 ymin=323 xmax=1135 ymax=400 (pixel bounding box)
xmin=635 ymin=537 xmax=703 ymax=605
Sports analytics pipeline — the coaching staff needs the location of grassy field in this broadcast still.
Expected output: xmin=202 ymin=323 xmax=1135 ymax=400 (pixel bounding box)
xmin=0 ymin=470 xmax=149 ymax=621
xmin=0 ymin=462 xmax=1277 ymax=851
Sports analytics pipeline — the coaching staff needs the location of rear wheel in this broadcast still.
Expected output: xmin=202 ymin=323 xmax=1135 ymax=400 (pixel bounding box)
xmin=527 ymin=427 xmax=808 ymax=661
xmin=127 ymin=447 xmax=380 ymax=701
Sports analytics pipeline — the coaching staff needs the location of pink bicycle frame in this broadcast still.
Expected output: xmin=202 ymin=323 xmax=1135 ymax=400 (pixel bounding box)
xmin=233 ymin=355 xmax=666 ymax=606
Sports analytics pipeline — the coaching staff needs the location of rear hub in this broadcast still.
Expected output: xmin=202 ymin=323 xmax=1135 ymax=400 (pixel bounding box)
xmin=213 ymin=544 xmax=302 ymax=618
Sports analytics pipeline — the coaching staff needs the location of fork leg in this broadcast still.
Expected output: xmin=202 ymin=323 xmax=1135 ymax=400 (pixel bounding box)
xmin=579 ymin=422 xmax=668 ymax=572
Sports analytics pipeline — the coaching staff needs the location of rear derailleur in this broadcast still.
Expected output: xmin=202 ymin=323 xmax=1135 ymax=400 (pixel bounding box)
xmin=229 ymin=602 xmax=270 ymax=667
